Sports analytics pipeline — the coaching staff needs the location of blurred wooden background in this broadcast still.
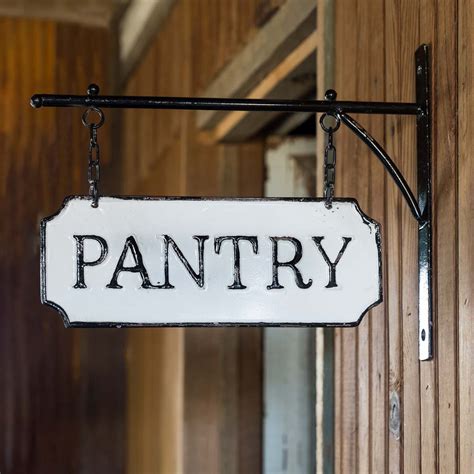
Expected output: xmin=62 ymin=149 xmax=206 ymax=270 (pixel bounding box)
xmin=0 ymin=18 xmax=126 ymax=473
xmin=1 ymin=1 xmax=473 ymax=473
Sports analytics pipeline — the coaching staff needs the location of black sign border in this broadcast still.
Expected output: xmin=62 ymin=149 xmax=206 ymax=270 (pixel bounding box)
xmin=40 ymin=195 xmax=383 ymax=328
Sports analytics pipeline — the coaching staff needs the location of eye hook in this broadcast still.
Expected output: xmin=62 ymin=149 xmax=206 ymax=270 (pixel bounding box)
xmin=319 ymin=111 xmax=341 ymax=134
xmin=81 ymin=106 xmax=105 ymax=129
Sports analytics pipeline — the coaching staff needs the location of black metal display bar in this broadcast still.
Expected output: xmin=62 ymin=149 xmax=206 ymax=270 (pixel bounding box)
xmin=31 ymin=93 xmax=420 ymax=115
xmin=30 ymin=44 xmax=432 ymax=360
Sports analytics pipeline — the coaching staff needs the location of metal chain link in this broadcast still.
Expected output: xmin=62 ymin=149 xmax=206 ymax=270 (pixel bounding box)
xmin=324 ymin=130 xmax=336 ymax=208
xmin=88 ymin=125 xmax=100 ymax=208
xmin=82 ymin=106 xmax=104 ymax=208
xmin=320 ymin=112 xmax=340 ymax=209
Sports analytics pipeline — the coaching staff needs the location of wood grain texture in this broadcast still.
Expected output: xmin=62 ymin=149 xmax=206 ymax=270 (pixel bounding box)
xmin=418 ymin=1 xmax=437 ymax=472
xmin=333 ymin=0 xmax=473 ymax=472
xmin=363 ymin=2 xmax=387 ymax=472
xmin=399 ymin=2 xmax=421 ymax=472
xmin=458 ymin=1 xmax=474 ymax=472
xmin=433 ymin=0 xmax=459 ymax=471
xmin=0 ymin=0 xmax=124 ymax=28
xmin=334 ymin=1 xmax=359 ymax=472
xmin=0 ymin=18 xmax=126 ymax=474
xmin=384 ymin=1 xmax=403 ymax=472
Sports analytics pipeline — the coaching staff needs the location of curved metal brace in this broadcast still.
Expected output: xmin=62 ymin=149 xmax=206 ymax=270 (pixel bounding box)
xmin=339 ymin=112 xmax=422 ymax=222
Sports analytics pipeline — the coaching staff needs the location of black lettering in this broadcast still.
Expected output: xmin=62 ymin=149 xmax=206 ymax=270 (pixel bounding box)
xmin=106 ymin=236 xmax=158 ymax=289
xmin=312 ymin=236 xmax=352 ymax=288
xmin=266 ymin=237 xmax=312 ymax=290
xmin=73 ymin=235 xmax=108 ymax=289
xmin=161 ymin=235 xmax=209 ymax=288
xmin=214 ymin=236 xmax=258 ymax=289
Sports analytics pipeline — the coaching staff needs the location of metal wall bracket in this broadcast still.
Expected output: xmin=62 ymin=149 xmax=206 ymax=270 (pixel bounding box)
xmin=31 ymin=44 xmax=433 ymax=360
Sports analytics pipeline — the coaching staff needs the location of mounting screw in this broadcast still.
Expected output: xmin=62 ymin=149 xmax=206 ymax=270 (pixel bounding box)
xmin=87 ymin=83 xmax=100 ymax=96
xmin=325 ymin=89 xmax=337 ymax=101
xmin=417 ymin=65 xmax=423 ymax=75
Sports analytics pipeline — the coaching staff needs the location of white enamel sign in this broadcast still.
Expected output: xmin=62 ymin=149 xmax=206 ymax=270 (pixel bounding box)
xmin=40 ymin=197 xmax=382 ymax=327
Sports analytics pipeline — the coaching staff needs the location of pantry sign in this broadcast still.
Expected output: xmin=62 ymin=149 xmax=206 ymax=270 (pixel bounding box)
xmin=40 ymin=196 xmax=382 ymax=327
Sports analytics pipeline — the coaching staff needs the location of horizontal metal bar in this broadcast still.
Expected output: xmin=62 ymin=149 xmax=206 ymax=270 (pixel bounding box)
xmin=30 ymin=94 xmax=421 ymax=115
xmin=340 ymin=113 xmax=422 ymax=222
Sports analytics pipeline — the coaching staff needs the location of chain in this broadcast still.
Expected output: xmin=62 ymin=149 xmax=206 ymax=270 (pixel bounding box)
xmin=88 ymin=124 xmax=100 ymax=208
xmin=82 ymin=105 xmax=104 ymax=208
xmin=323 ymin=129 xmax=336 ymax=208
xmin=320 ymin=111 xmax=340 ymax=209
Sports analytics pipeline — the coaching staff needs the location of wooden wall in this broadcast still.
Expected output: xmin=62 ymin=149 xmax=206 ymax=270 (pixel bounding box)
xmin=332 ymin=0 xmax=473 ymax=472
xmin=0 ymin=18 xmax=126 ymax=474
xmin=121 ymin=2 xmax=266 ymax=472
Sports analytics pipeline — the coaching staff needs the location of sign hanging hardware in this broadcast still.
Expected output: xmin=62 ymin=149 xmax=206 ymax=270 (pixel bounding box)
xmin=31 ymin=44 xmax=432 ymax=361
xmin=81 ymin=83 xmax=105 ymax=208
xmin=319 ymin=105 xmax=341 ymax=209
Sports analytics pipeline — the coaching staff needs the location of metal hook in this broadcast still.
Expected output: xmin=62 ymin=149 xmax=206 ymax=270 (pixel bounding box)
xmin=319 ymin=111 xmax=341 ymax=133
xmin=81 ymin=106 xmax=105 ymax=129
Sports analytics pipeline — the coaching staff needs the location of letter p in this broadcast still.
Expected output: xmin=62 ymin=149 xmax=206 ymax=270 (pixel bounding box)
xmin=73 ymin=235 xmax=108 ymax=288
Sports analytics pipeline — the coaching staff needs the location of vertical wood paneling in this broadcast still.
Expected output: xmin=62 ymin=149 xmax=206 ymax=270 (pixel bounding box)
xmin=334 ymin=0 xmax=472 ymax=472
xmin=399 ymin=2 xmax=421 ymax=472
xmin=418 ymin=1 xmax=437 ymax=472
xmin=457 ymin=0 xmax=474 ymax=471
xmin=355 ymin=2 xmax=372 ymax=470
xmin=0 ymin=18 xmax=125 ymax=474
xmin=384 ymin=2 xmax=403 ymax=471
xmin=364 ymin=2 xmax=387 ymax=472
xmin=334 ymin=1 xmax=359 ymax=472
xmin=433 ymin=0 xmax=459 ymax=471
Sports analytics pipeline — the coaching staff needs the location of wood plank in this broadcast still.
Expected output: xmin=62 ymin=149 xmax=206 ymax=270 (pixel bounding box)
xmin=126 ymin=329 xmax=184 ymax=474
xmin=418 ymin=1 xmax=438 ymax=472
xmin=458 ymin=0 xmax=474 ymax=470
xmin=209 ymin=31 xmax=318 ymax=142
xmin=197 ymin=0 xmax=316 ymax=129
xmin=399 ymin=2 xmax=421 ymax=471
xmin=434 ymin=0 xmax=459 ymax=471
xmin=360 ymin=0 xmax=388 ymax=471
xmin=353 ymin=1 xmax=373 ymax=467
xmin=384 ymin=1 xmax=403 ymax=472
xmin=334 ymin=0 xmax=359 ymax=471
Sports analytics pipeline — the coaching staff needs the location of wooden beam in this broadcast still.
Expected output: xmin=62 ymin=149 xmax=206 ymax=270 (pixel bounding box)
xmin=197 ymin=0 xmax=317 ymax=130
xmin=205 ymin=31 xmax=318 ymax=143
xmin=119 ymin=0 xmax=175 ymax=84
